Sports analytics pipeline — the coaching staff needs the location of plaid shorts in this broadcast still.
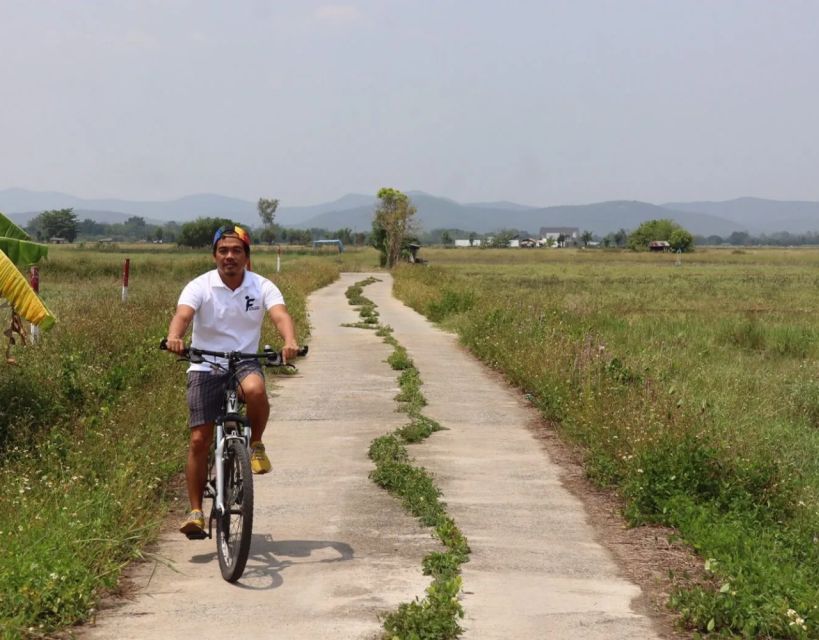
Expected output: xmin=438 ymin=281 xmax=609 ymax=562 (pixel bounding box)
xmin=186 ymin=360 xmax=263 ymax=428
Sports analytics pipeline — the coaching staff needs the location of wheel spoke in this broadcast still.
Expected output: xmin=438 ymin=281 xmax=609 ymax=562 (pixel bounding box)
xmin=215 ymin=440 xmax=254 ymax=581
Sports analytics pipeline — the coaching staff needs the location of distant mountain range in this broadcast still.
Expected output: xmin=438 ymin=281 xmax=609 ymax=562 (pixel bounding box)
xmin=3 ymin=187 xmax=819 ymax=237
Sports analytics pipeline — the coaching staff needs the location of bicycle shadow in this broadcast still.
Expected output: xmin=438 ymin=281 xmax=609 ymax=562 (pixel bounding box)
xmin=189 ymin=535 xmax=354 ymax=590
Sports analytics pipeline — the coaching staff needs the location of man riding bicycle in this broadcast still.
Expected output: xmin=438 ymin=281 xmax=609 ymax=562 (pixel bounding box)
xmin=165 ymin=224 xmax=299 ymax=537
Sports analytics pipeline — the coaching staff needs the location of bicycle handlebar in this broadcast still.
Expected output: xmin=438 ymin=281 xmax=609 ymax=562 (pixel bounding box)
xmin=160 ymin=338 xmax=308 ymax=367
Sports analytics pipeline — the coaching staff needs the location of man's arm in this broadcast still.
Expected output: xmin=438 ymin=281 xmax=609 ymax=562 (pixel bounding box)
xmin=268 ymin=303 xmax=299 ymax=362
xmin=166 ymin=304 xmax=195 ymax=354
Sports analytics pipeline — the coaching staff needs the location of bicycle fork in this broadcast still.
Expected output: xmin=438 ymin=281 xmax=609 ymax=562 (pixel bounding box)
xmin=214 ymin=422 xmax=252 ymax=516
xmin=215 ymin=424 xmax=227 ymax=515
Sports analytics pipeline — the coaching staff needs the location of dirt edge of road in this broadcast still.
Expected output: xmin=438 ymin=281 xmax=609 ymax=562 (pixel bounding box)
xmin=377 ymin=276 xmax=708 ymax=639
xmin=519 ymin=391 xmax=708 ymax=639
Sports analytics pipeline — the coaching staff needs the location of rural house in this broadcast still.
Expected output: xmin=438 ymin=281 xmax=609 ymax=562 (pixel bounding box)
xmin=539 ymin=227 xmax=579 ymax=247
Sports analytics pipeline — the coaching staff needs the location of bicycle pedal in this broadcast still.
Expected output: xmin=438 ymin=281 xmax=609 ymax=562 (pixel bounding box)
xmin=185 ymin=529 xmax=208 ymax=540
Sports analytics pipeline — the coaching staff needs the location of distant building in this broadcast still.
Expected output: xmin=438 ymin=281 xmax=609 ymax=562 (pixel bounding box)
xmin=312 ymin=239 xmax=344 ymax=253
xmin=649 ymin=240 xmax=671 ymax=252
xmin=539 ymin=227 xmax=579 ymax=247
xmin=455 ymin=239 xmax=481 ymax=247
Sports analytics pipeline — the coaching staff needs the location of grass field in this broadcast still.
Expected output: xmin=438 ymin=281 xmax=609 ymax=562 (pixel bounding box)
xmin=0 ymin=246 xmax=344 ymax=638
xmin=7 ymin=242 xmax=819 ymax=637
xmin=393 ymin=246 xmax=819 ymax=639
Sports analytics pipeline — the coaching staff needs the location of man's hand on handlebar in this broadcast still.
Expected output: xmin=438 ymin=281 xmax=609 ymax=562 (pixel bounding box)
xmin=161 ymin=338 xmax=308 ymax=365
xmin=165 ymin=336 xmax=187 ymax=355
xmin=281 ymin=342 xmax=300 ymax=364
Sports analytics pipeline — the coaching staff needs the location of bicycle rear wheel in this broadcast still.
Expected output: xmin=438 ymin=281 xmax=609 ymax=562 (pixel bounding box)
xmin=216 ymin=439 xmax=254 ymax=582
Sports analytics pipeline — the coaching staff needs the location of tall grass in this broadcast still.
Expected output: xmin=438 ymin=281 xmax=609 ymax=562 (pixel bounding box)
xmin=0 ymin=247 xmax=339 ymax=638
xmin=394 ymin=247 xmax=819 ymax=638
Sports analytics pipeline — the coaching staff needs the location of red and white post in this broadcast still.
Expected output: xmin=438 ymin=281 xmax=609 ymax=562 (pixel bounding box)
xmin=122 ymin=258 xmax=130 ymax=303
xmin=29 ymin=266 xmax=40 ymax=343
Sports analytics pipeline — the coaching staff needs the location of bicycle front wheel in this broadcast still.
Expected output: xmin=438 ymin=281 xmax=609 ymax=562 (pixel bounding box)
xmin=216 ymin=439 xmax=254 ymax=582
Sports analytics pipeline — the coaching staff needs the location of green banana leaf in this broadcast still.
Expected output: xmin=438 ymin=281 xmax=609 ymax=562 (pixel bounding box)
xmin=0 ymin=211 xmax=32 ymax=241
xmin=0 ymin=211 xmax=48 ymax=266
xmin=0 ymin=237 xmax=49 ymax=266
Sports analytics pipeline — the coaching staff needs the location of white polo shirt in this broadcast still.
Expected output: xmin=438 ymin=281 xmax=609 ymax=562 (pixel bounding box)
xmin=178 ymin=269 xmax=286 ymax=372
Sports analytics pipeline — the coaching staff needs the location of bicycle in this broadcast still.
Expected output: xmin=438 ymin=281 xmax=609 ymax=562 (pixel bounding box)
xmin=160 ymin=338 xmax=308 ymax=582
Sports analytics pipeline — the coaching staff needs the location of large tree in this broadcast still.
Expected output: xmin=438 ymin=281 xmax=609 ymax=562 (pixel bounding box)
xmin=258 ymin=198 xmax=279 ymax=227
xmin=371 ymin=188 xmax=417 ymax=268
xmin=330 ymin=227 xmax=353 ymax=246
xmin=28 ymin=208 xmax=79 ymax=242
xmin=669 ymin=228 xmax=694 ymax=252
xmin=628 ymin=218 xmax=695 ymax=252
xmin=177 ymin=217 xmax=237 ymax=248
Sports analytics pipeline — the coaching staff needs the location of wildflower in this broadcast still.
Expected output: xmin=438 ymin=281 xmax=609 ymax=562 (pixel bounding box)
xmin=787 ymin=608 xmax=807 ymax=630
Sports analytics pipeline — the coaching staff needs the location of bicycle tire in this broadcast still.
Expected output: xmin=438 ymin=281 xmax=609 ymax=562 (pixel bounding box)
xmin=216 ymin=439 xmax=254 ymax=582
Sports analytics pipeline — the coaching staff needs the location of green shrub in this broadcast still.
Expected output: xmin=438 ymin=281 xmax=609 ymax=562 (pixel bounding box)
xmin=623 ymin=434 xmax=723 ymax=523
xmin=0 ymin=369 xmax=59 ymax=451
xmin=428 ymin=288 xmax=475 ymax=322
xmin=790 ymin=378 xmax=819 ymax=427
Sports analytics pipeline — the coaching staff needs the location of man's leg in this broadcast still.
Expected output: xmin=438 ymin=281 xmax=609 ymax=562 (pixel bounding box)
xmin=187 ymin=422 xmax=215 ymax=512
xmin=238 ymin=372 xmax=269 ymax=443
xmin=238 ymin=372 xmax=272 ymax=474
xmin=181 ymin=370 xmax=223 ymax=534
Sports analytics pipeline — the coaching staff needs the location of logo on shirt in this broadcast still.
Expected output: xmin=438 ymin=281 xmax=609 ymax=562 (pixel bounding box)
xmin=245 ymin=296 xmax=260 ymax=312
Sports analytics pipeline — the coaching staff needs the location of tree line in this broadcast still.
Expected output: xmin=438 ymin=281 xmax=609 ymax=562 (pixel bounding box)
xmin=693 ymin=230 xmax=819 ymax=246
xmin=33 ymin=197 xmax=811 ymax=256
xmin=24 ymin=208 xmax=369 ymax=247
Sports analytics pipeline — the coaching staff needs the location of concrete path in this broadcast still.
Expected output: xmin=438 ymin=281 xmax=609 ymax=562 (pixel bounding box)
xmin=365 ymin=274 xmax=660 ymax=639
xmin=82 ymin=271 xmax=661 ymax=639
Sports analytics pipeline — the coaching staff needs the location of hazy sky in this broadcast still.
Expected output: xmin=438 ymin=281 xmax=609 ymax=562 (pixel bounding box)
xmin=1 ymin=1 xmax=817 ymax=206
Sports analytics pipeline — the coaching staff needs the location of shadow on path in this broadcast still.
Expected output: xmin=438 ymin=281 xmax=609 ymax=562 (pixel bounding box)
xmin=190 ymin=536 xmax=355 ymax=590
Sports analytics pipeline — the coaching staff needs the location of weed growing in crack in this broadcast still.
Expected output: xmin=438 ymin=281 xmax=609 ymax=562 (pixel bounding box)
xmin=387 ymin=345 xmax=413 ymax=370
xmin=397 ymin=415 xmax=444 ymax=444
xmin=344 ymin=276 xmax=469 ymax=639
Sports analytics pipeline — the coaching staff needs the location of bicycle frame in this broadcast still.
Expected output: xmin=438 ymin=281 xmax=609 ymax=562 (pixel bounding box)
xmin=213 ymin=383 xmax=252 ymax=517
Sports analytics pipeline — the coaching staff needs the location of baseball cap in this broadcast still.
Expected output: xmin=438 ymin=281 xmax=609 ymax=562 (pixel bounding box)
xmin=212 ymin=224 xmax=251 ymax=252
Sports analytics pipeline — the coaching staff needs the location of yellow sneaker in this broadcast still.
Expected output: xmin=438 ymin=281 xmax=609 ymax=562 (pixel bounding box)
xmin=179 ymin=509 xmax=205 ymax=537
xmin=251 ymin=442 xmax=272 ymax=474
